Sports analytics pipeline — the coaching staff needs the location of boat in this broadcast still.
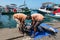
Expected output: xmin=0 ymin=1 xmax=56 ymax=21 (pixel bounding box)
xmin=38 ymin=2 xmax=60 ymax=16
xmin=17 ymin=6 xmax=31 ymax=15
xmin=17 ymin=0 xmax=31 ymax=15
xmin=46 ymin=8 xmax=60 ymax=19
xmin=1 ymin=0 xmax=31 ymax=15
xmin=2 ymin=4 xmax=17 ymax=15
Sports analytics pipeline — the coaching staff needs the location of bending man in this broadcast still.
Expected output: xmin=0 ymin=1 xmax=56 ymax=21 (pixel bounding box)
xmin=31 ymin=13 xmax=44 ymax=38
xmin=13 ymin=13 xmax=27 ymax=35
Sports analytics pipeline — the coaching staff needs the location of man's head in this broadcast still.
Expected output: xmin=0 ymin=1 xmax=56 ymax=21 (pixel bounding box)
xmin=13 ymin=14 xmax=18 ymax=19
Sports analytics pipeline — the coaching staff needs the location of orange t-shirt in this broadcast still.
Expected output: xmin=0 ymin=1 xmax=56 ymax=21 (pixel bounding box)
xmin=13 ymin=13 xmax=27 ymax=21
xmin=31 ymin=13 xmax=44 ymax=21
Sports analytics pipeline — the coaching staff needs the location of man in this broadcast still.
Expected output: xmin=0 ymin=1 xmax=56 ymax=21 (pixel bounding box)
xmin=31 ymin=13 xmax=57 ymax=38
xmin=13 ymin=13 xmax=27 ymax=35
xmin=31 ymin=13 xmax=44 ymax=38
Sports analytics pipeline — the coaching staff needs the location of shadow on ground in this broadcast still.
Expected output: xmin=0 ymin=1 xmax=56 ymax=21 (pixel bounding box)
xmin=6 ymin=36 xmax=24 ymax=40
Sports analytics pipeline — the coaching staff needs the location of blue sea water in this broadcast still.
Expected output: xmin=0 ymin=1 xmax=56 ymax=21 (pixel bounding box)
xmin=0 ymin=15 xmax=17 ymax=28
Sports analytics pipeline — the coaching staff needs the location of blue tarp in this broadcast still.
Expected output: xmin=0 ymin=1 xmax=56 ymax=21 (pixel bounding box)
xmin=29 ymin=23 xmax=58 ymax=40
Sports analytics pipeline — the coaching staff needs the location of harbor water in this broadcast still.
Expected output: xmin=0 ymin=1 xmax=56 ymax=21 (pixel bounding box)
xmin=0 ymin=15 xmax=17 ymax=28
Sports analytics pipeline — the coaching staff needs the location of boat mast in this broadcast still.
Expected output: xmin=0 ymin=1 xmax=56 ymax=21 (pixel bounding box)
xmin=24 ymin=0 xmax=27 ymax=8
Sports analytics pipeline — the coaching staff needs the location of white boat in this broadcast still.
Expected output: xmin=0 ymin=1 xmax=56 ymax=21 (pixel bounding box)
xmin=39 ymin=8 xmax=52 ymax=13
xmin=46 ymin=7 xmax=60 ymax=19
xmin=38 ymin=2 xmax=60 ymax=15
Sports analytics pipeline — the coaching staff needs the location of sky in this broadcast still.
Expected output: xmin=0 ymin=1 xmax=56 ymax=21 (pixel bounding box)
xmin=0 ymin=0 xmax=59 ymax=9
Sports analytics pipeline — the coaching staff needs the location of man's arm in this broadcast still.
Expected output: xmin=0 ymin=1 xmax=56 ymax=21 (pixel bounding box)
xmin=31 ymin=20 xmax=35 ymax=27
xmin=34 ymin=21 xmax=40 ymax=28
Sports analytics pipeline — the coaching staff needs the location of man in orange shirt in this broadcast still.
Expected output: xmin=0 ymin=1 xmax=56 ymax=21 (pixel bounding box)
xmin=13 ymin=13 xmax=27 ymax=35
xmin=31 ymin=13 xmax=44 ymax=38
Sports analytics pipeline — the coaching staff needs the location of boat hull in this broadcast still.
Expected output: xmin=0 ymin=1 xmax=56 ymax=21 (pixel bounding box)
xmin=38 ymin=10 xmax=51 ymax=16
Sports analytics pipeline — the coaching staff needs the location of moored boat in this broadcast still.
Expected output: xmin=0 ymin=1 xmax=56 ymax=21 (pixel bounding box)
xmin=38 ymin=2 xmax=60 ymax=16
xmin=46 ymin=7 xmax=60 ymax=19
